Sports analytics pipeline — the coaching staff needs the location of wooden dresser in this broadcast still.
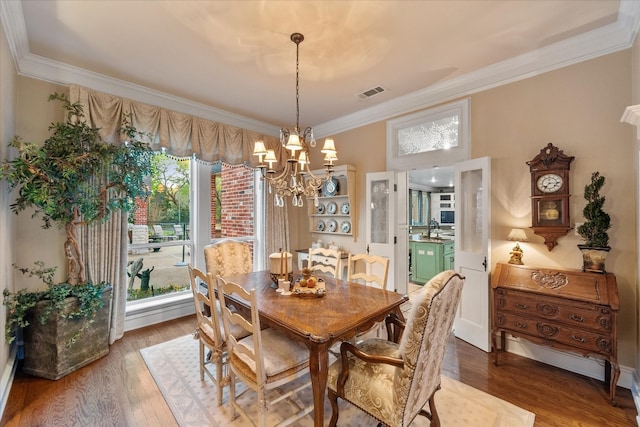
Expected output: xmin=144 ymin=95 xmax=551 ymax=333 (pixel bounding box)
xmin=491 ymin=262 xmax=619 ymax=405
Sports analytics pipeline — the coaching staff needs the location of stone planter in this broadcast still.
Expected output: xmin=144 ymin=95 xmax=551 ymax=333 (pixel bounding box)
xmin=22 ymin=286 xmax=112 ymax=380
xmin=577 ymin=245 xmax=610 ymax=274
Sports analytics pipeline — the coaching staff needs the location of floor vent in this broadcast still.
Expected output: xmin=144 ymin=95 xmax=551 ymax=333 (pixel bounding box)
xmin=356 ymin=86 xmax=386 ymax=100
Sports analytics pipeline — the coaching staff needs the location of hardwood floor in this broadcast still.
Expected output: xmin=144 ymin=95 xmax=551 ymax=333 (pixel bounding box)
xmin=1 ymin=314 xmax=637 ymax=426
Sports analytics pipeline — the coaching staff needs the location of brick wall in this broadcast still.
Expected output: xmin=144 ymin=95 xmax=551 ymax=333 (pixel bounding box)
xmin=219 ymin=164 xmax=254 ymax=238
xmin=133 ymin=198 xmax=148 ymax=225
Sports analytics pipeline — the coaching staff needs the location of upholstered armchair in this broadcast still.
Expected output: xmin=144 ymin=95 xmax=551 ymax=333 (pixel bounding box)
xmin=327 ymin=270 xmax=465 ymax=427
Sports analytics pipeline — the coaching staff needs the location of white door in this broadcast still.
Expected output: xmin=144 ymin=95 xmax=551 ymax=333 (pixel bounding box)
xmin=366 ymin=171 xmax=406 ymax=293
xmin=453 ymin=157 xmax=491 ymax=351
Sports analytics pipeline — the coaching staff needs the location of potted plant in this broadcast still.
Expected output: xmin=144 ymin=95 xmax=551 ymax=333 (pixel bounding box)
xmin=576 ymin=171 xmax=611 ymax=273
xmin=1 ymin=93 xmax=153 ymax=379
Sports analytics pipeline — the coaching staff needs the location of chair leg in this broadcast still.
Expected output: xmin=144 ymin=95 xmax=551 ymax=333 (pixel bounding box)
xmin=198 ymin=341 xmax=205 ymax=381
xmin=428 ymin=395 xmax=440 ymax=427
xmin=328 ymin=388 xmax=340 ymax=427
xmin=215 ymin=352 xmax=223 ymax=406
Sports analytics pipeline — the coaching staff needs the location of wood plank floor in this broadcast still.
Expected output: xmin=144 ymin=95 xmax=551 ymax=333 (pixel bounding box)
xmin=1 ymin=314 xmax=637 ymax=426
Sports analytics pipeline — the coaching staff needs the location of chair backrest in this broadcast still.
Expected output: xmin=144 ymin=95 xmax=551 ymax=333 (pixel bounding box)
xmin=173 ymin=224 xmax=185 ymax=237
xmin=395 ymin=270 xmax=464 ymax=426
xmin=308 ymin=247 xmax=341 ymax=278
xmin=216 ymin=276 xmax=265 ymax=383
xmin=188 ymin=264 xmax=224 ymax=347
xmin=346 ymin=253 xmax=390 ymax=290
xmin=204 ymin=240 xmax=253 ymax=278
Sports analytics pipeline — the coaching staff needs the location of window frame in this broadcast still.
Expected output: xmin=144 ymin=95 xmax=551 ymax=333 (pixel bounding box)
xmin=386 ymin=98 xmax=470 ymax=171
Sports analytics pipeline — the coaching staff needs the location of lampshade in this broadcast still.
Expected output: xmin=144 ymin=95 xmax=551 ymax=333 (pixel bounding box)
xmin=264 ymin=150 xmax=277 ymax=168
xmin=253 ymin=140 xmax=267 ymax=156
xmin=285 ymin=133 xmax=302 ymax=151
xmin=507 ymin=228 xmax=528 ymax=242
xmin=321 ymin=138 xmax=337 ymax=154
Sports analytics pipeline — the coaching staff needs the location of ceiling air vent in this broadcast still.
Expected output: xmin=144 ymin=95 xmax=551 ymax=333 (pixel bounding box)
xmin=356 ymin=86 xmax=386 ymax=100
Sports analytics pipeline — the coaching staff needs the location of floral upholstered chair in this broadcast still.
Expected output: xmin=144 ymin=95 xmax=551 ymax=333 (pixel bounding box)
xmin=204 ymin=240 xmax=253 ymax=278
xmin=327 ymin=270 xmax=464 ymax=427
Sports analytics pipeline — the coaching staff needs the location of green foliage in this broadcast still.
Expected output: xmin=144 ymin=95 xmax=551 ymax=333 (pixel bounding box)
xmin=1 ymin=92 xmax=154 ymax=285
xmin=3 ymin=262 xmax=108 ymax=345
xmin=576 ymin=171 xmax=611 ymax=248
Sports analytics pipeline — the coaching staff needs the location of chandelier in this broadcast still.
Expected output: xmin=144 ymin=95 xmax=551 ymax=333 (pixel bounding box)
xmin=253 ymin=32 xmax=338 ymax=208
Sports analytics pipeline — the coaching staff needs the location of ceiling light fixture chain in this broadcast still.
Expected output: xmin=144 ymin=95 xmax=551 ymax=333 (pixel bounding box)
xmin=253 ymin=32 xmax=338 ymax=208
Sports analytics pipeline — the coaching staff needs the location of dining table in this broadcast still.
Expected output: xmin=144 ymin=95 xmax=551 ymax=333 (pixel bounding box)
xmin=223 ymin=270 xmax=409 ymax=427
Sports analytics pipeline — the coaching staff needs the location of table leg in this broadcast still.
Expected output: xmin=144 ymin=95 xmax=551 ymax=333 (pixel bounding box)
xmin=308 ymin=341 xmax=330 ymax=427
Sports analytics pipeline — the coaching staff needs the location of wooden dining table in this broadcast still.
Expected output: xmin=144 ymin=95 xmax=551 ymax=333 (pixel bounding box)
xmin=223 ymin=270 xmax=409 ymax=427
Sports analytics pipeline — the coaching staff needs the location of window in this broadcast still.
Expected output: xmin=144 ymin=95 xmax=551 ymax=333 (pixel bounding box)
xmin=126 ymin=153 xmax=259 ymax=306
xmin=386 ymin=99 xmax=470 ymax=171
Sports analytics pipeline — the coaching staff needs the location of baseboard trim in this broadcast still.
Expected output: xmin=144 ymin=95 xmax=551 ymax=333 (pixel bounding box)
xmin=631 ymin=370 xmax=640 ymax=426
xmin=124 ymin=293 xmax=194 ymax=332
xmin=502 ymin=334 xmax=634 ymax=390
xmin=0 ymin=344 xmax=18 ymax=420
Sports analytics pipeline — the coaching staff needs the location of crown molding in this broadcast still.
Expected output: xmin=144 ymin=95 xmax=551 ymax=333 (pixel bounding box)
xmin=2 ymin=2 xmax=639 ymax=139
xmin=315 ymin=1 xmax=640 ymax=138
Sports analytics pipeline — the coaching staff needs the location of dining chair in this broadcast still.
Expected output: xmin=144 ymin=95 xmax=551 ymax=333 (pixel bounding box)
xmin=216 ymin=276 xmax=313 ymax=427
xmin=187 ymin=264 xmax=251 ymax=406
xmin=307 ymin=247 xmax=341 ymax=278
xmin=346 ymin=253 xmax=390 ymax=290
xmin=345 ymin=253 xmax=391 ymax=340
xmin=204 ymin=239 xmax=253 ymax=278
xmin=327 ymin=270 xmax=465 ymax=427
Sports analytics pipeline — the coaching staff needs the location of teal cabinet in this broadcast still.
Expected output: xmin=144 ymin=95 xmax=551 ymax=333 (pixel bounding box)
xmin=443 ymin=241 xmax=455 ymax=271
xmin=410 ymin=240 xmax=453 ymax=284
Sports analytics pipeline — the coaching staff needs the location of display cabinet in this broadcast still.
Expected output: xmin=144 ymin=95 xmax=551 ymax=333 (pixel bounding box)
xmin=306 ymin=164 xmax=357 ymax=239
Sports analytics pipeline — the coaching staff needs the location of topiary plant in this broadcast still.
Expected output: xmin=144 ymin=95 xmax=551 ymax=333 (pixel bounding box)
xmin=577 ymin=171 xmax=611 ymax=248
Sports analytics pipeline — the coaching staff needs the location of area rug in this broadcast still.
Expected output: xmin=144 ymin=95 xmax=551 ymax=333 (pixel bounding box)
xmin=140 ymin=335 xmax=535 ymax=427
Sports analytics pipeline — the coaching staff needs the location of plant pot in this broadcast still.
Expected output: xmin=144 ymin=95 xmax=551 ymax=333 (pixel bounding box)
xmin=22 ymin=286 xmax=112 ymax=380
xmin=577 ymin=245 xmax=610 ymax=273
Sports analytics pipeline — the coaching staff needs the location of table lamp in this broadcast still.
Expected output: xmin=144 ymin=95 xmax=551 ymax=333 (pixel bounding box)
xmin=507 ymin=228 xmax=528 ymax=265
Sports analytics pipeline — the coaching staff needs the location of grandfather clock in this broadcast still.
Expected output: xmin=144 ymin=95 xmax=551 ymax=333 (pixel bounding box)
xmin=527 ymin=143 xmax=574 ymax=251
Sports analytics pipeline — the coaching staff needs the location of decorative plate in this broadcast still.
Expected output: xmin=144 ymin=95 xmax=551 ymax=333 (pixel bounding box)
xmin=316 ymin=203 xmax=325 ymax=214
xmin=316 ymin=220 xmax=325 ymax=232
xmin=328 ymin=219 xmax=337 ymax=232
xmin=327 ymin=201 xmax=338 ymax=214
xmin=341 ymin=220 xmax=351 ymax=233
xmin=341 ymin=202 xmax=350 ymax=215
xmin=322 ymin=177 xmax=339 ymax=197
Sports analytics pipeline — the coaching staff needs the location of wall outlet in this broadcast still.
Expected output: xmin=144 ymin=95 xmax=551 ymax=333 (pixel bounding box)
xmin=574 ymin=223 xmax=583 ymax=236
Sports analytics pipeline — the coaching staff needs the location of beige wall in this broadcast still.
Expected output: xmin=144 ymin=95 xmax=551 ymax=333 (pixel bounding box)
xmin=631 ymin=33 xmax=640 ymax=383
xmin=0 ymin=17 xmax=16 ymax=392
xmin=295 ymin=50 xmax=638 ymax=368
xmin=13 ymin=78 xmax=68 ymax=288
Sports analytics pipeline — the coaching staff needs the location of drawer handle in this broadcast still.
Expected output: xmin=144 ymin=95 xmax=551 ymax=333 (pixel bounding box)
xmin=515 ymin=303 xmax=528 ymax=310
xmin=515 ymin=321 xmax=528 ymax=329
xmin=569 ymin=314 xmax=584 ymax=322
xmin=570 ymin=335 xmax=587 ymax=343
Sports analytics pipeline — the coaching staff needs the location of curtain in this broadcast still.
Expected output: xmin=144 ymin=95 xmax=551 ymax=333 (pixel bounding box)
xmin=265 ymin=189 xmax=290 ymax=259
xmin=70 ymin=84 xmax=287 ymax=344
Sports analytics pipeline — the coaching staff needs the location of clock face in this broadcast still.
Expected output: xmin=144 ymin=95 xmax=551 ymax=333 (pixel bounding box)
xmin=536 ymin=173 xmax=563 ymax=193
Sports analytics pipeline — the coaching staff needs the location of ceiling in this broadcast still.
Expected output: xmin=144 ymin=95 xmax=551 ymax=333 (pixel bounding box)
xmin=2 ymin=1 xmax=639 ymax=187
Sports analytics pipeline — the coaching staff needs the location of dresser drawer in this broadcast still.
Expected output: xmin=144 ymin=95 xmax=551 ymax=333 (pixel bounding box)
xmin=495 ymin=312 xmax=614 ymax=356
xmin=495 ymin=289 xmax=612 ymax=333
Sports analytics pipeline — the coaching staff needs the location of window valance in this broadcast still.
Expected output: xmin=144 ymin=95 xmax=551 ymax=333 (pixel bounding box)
xmin=69 ymin=84 xmax=282 ymax=167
